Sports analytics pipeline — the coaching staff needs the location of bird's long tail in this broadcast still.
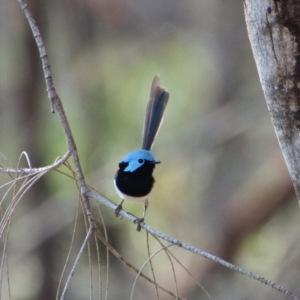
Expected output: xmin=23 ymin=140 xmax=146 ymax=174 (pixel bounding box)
xmin=141 ymin=75 xmax=169 ymax=150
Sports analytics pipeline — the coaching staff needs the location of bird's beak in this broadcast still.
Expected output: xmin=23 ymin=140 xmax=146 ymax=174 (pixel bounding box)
xmin=154 ymin=160 xmax=161 ymax=164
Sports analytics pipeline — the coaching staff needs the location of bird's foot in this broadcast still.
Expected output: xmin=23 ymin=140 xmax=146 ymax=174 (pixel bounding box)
xmin=115 ymin=204 xmax=123 ymax=219
xmin=134 ymin=218 xmax=144 ymax=231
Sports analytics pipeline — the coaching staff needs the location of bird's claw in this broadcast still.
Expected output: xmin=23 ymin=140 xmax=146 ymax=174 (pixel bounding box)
xmin=134 ymin=218 xmax=144 ymax=231
xmin=115 ymin=204 xmax=123 ymax=219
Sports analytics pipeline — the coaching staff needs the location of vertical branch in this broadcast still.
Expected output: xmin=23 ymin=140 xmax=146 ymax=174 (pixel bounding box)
xmin=17 ymin=0 xmax=55 ymax=114
xmin=17 ymin=0 xmax=96 ymax=226
xmin=244 ymin=0 xmax=300 ymax=202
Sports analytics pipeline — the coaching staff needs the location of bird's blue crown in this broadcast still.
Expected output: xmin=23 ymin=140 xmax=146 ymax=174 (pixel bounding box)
xmin=121 ymin=149 xmax=157 ymax=172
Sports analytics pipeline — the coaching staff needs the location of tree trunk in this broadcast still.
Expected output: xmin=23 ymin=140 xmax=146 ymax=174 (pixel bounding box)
xmin=244 ymin=1 xmax=300 ymax=202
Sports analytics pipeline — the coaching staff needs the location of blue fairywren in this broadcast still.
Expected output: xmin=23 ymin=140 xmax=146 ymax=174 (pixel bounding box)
xmin=114 ymin=75 xmax=169 ymax=230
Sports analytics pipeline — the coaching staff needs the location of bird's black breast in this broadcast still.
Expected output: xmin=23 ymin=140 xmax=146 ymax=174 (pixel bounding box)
xmin=115 ymin=161 xmax=156 ymax=197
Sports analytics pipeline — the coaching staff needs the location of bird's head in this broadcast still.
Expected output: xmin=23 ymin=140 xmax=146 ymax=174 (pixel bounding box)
xmin=119 ymin=149 xmax=160 ymax=172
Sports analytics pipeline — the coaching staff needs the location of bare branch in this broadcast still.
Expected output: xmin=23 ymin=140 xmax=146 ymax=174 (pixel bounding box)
xmin=0 ymin=151 xmax=71 ymax=174
xmin=85 ymin=188 xmax=300 ymax=300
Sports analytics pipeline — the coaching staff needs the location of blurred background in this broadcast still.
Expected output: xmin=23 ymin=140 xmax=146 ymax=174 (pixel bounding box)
xmin=0 ymin=0 xmax=299 ymax=299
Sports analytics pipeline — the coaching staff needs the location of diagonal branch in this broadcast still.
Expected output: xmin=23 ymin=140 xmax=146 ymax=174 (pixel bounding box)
xmin=85 ymin=188 xmax=300 ymax=300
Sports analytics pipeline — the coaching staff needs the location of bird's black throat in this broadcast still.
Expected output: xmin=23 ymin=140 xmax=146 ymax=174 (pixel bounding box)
xmin=115 ymin=161 xmax=156 ymax=197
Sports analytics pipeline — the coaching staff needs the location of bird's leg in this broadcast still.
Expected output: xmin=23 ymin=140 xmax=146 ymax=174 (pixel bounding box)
xmin=115 ymin=199 xmax=124 ymax=218
xmin=134 ymin=199 xmax=148 ymax=231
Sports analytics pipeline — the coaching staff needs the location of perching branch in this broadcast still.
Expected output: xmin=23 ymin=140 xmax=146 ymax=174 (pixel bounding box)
xmin=85 ymin=188 xmax=300 ymax=300
xmin=244 ymin=0 xmax=300 ymax=202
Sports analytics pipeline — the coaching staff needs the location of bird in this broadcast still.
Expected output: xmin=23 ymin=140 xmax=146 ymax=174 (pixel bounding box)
xmin=114 ymin=75 xmax=169 ymax=231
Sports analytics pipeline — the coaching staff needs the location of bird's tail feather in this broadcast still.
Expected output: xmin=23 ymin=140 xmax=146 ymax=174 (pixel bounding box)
xmin=141 ymin=75 xmax=169 ymax=150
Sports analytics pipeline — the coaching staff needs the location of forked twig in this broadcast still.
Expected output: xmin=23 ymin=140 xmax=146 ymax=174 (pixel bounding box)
xmin=0 ymin=151 xmax=71 ymax=174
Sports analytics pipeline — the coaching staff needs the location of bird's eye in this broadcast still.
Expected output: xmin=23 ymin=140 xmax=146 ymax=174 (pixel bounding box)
xmin=138 ymin=158 xmax=144 ymax=164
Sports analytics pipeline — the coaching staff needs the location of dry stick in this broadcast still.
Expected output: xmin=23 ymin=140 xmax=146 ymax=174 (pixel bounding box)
xmin=0 ymin=218 xmax=12 ymax=300
xmin=0 ymin=151 xmax=71 ymax=174
xmin=60 ymin=228 xmax=93 ymax=300
xmin=130 ymin=244 xmax=176 ymax=300
xmin=153 ymin=235 xmax=211 ymax=299
xmin=85 ymin=189 xmax=300 ymax=300
xmin=146 ymin=232 xmax=160 ymax=300
xmin=94 ymin=235 xmax=102 ymax=300
xmin=96 ymin=231 xmax=185 ymax=300
xmin=95 ymin=204 xmax=110 ymax=300
xmin=55 ymin=198 xmax=81 ymax=300
xmin=0 ymin=171 xmax=47 ymax=237
xmin=17 ymin=0 xmax=95 ymax=230
xmin=151 ymin=236 xmax=181 ymax=299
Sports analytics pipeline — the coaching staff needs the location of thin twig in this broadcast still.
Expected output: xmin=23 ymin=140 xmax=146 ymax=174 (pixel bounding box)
xmin=151 ymin=236 xmax=180 ymax=299
xmin=146 ymin=232 xmax=160 ymax=300
xmin=0 ymin=171 xmax=47 ymax=237
xmin=56 ymin=196 xmax=81 ymax=300
xmin=0 ymin=151 xmax=71 ymax=174
xmin=153 ymin=236 xmax=211 ymax=298
xmin=96 ymin=231 xmax=185 ymax=300
xmin=130 ymin=244 xmax=177 ymax=300
xmin=60 ymin=228 xmax=93 ymax=300
xmin=95 ymin=204 xmax=110 ymax=300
